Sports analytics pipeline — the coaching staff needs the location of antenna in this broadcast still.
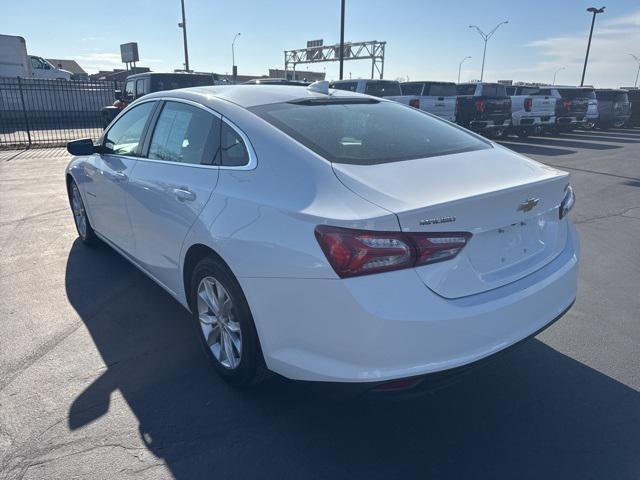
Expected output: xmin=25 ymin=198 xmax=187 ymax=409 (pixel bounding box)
xmin=307 ymin=80 xmax=330 ymax=95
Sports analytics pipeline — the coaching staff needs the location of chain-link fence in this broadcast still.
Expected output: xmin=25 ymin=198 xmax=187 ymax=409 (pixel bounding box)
xmin=0 ymin=78 xmax=121 ymax=150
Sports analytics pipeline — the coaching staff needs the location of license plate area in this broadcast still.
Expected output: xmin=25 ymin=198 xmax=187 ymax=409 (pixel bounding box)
xmin=467 ymin=220 xmax=547 ymax=275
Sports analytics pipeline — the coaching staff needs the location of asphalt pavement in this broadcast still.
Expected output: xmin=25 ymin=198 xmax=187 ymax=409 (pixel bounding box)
xmin=1 ymin=129 xmax=639 ymax=479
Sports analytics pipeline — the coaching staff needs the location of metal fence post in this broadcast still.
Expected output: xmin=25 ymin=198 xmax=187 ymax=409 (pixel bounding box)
xmin=16 ymin=77 xmax=32 ymax=149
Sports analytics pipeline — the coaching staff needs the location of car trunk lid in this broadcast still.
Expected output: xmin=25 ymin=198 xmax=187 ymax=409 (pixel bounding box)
xmin=332 ymin=146 xmax=570 ymax=298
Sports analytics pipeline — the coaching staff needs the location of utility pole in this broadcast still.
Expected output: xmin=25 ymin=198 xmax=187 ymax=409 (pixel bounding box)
xmin=553 ymin=66 xmax=565 ymax=85
xmin=178 ymin=0 xmax=190 ymax=72
xmin=339 ymin=0 xmax=345 ymax=80
xmin=232 ymin=32 xmax=241 ymax=82
xmin=581 ymin=6 xmax=605 ymax=87
xmin=458 ymin=56 xmax=471 ymax=83
xmin=469 ymin=21 xmax=508 ymax=82
xmin=628 ymin=54 xmax=640 ymax=88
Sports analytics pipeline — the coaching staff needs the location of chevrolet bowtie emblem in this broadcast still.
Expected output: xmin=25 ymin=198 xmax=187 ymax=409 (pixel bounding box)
xmin=517 ymin=198 xmax=540 ymax=212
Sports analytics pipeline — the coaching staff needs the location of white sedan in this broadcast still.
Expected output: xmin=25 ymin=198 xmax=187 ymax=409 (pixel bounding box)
xmin=65 ymin=82 xmax=578 ymax=391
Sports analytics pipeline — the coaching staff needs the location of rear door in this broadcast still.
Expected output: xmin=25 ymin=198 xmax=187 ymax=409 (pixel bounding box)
xmin=126 ymin=100 xmax=221 ymax=294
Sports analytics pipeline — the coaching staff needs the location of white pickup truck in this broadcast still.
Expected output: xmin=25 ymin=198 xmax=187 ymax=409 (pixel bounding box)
xmin=505 ymin=85 xmax=556 ymax=137
xmin=397 ymin=81 xmax=457 ymax=122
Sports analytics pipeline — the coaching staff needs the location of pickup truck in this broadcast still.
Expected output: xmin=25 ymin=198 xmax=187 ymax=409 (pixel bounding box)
xmin=101 ymin=72 xmax=217 ymax=127
xmin=545 ymin=86 xmax=590 ymax=132
xmin=505 ymin=85 xmax=556 ymax=137
xmin=595 ymin=89 xmax=631 ymax=129
xmin=329 ymin=79 xmax=402 ymax=98
xmin=455 ymin=83 xmax=512 ymax=137
xmin=392 ymin=81 xmax=457 ymax=122
xmin=580 ymin=87 xmax=599 ymax=129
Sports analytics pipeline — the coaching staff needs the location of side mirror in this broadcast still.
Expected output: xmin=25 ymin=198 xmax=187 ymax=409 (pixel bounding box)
xmin=67 ymin=138 xmax=97 ymax=156
xmin=114 ymin=89 xmax=122 ymax=101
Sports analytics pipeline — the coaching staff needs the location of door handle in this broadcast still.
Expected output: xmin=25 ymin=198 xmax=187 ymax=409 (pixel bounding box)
xmin=173 ymin=187 xmax=196 ymax=202
xmin=112 ymin=171 xmax=128 ymax=182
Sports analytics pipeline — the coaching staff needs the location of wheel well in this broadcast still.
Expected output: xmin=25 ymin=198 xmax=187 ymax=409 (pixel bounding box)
xmin=182 ymin=244 xmax=229 ymax=311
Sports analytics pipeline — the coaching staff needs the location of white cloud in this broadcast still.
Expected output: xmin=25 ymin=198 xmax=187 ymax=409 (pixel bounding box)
xmin=519 ymin=9 xmax=640 ymax=87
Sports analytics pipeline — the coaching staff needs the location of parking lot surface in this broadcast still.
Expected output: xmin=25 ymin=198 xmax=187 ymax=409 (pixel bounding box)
xmin=1 ymin=130 xmax=639 ymax=479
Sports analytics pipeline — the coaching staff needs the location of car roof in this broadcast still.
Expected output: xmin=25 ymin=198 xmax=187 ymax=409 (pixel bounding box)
xmin=142 ymin=84 xmax=373 ymax=108
xmin=126 ymin=72 xmax=213 ymax=80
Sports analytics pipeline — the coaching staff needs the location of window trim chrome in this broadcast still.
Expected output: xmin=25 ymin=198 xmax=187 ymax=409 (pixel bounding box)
xmin=121 ymin=96 xmax=257 ymax=171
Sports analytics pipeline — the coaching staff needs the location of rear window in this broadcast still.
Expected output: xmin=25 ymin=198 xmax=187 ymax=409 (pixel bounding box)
xmin=401 ymin=83 xmax=424 ymax=96
xmin=250 ymin=99 xmax=489 ymax=165
xmin=364 ymin=81 xmax=401 ymax=97
xmin=479 ymin=84 xmax=507 ymax=97
xmin=596 ymin=91 xmax=628 ymax=102
xmin=425 ymin=83 xmax=457 ymax=96
xmin=558 ymin=88 xmax=591 ymax=99
xmin=517 ymin=87 xmax=550 ymax=96
xmin=330 ymin=81 xmax=358 ymax=92
xmin=150 ymin=74 xmax=214 ymax=91
xmin=456 ymin=84 xmax=477 ymax=96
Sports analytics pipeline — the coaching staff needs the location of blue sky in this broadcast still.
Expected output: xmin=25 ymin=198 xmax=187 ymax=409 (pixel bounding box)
xmin=2 ymin=0 xmax=639 ymax=87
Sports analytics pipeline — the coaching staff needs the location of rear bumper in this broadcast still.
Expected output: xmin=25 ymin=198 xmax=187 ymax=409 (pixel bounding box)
xmin=241 ymin=223 xmax=579 ymax=383
xmin=469 ymin=118 xmax=511 ymax=131
xmin=556 ymin=115 xmax=586 ymax=126
xmin=511 ymin=114 xmax=556 ymax=128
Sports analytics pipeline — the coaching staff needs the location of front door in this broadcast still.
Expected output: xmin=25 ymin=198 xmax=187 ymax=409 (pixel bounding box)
xmin=126 ymin=100 xmax=221 ymax=293
xmin=84 ymin=101 xmax=156 ymax=254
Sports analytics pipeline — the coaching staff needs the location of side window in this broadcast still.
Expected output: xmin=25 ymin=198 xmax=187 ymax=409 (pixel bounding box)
xmin=221 ymin=122 xmax=250 ymax=167
xmin=124 ymin=81 xmax=135 ymax=98
xmin=330 ymin=82 xmax=357 ymax=92
xmin=103 ymin=102 xmax=155 ymax=156
xmin=148 ymin=101 xmax=221 ymax=165
xmin=135 ymin=79 xmax=148 ymax=97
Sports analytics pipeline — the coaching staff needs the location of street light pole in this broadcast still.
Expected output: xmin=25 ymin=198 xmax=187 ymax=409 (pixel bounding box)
xmin=580 ymin=6 xmax=605 ymax=87
xmin=232 ymin=32 xmax=241 ymax=82
xmin=458 ymin=56 xmax=471 ymax=83
xmin=339 ymin=0 xmax=345 ymax=80
xmin=469 ymin=21 xmax=508 ymax=81
xmin=553 ymin=66 xmax=565 ymax=85
xmin=178 ymin=0 xmax=190 ymax=72
xmin=628 ymin=54 xmax=640 ymax=88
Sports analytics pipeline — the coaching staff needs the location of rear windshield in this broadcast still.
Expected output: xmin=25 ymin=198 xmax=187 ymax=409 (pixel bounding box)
xmin=479 ymin=84 xmax=507 ymax=97
xmin=401 ymin=83 xmax=424 ymax=95
xmin=517 ymin=87 xmax=550 ymax=96
xmin=557 ymin=88 xmax=591 ymax=99
xmin=456 ymin=84 xmax=478 ymax=96
xmin=250 ymin=99 xmax=489 ymax=165
xmin=596 ymin=91 xmax=628 ymax=102
xmin=364 ymin=81 xmax=401 ymax=97
xmin=425 ymin=83 xmax=457 ymax=96
xmin=150 ymin=74 xmax=214 ymax=91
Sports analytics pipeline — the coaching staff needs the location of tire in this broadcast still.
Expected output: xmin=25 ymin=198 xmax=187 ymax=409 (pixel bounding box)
xmin=68 ymin=180 xmax=99 ymax=246
xmin=189 ymin=255 xmax=269 ymax=386
xmin=516 ymin=128 xmax=530 ymax=138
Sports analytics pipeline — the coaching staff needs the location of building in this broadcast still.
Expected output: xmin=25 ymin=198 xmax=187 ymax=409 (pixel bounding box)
xmin=46 ymin=58 xmax=88 ymax=80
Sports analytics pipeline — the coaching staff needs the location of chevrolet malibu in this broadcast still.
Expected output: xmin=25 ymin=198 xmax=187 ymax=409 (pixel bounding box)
xmin=65 ymin=83 xmax=578 ymax=390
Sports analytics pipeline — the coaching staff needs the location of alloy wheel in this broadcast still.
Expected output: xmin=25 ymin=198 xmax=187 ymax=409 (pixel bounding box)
xmin=71 ymin=184 xmax=87 ymax=238
xmin=197 ymin=276 xmax=242 ymax=369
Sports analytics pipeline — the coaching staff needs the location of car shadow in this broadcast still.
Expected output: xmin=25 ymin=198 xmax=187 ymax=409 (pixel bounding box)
xmin=65 ymin=240 xmax=640 ymax=479
xmin=497 ymin=141 xmax=575 ymax=157
xmin=555 ymin=133 xmax=640 ymax=144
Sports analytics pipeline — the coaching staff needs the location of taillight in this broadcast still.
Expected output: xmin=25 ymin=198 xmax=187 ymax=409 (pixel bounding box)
xmin=562 ymin=99 xmax=571 ymax=112
xmin=475 ymin=99 xmax=485 ymax=113
xmin=409 ymin=98 xmax=420 ymax=109
xmin=314 ymin=225 xmax=471 ymax=278
xmin=524 ymin=98 xmax=532 ymax=112
xmin=559 ymin=185 xmax=575 ymax=219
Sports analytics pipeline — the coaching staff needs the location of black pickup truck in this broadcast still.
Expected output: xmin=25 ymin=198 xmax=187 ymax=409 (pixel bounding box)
xmin=455 ymin=83 xmax=512 ymax=137
xmin=101 ymin=72 xmax=218 ymax=127
xmin=595 ymin=89 xmax=631 ymax=129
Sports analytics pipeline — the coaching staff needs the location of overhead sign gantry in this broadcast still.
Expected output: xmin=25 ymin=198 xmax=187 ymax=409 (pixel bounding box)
xmin=284 ymin=40 xmax=386 ymax=80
